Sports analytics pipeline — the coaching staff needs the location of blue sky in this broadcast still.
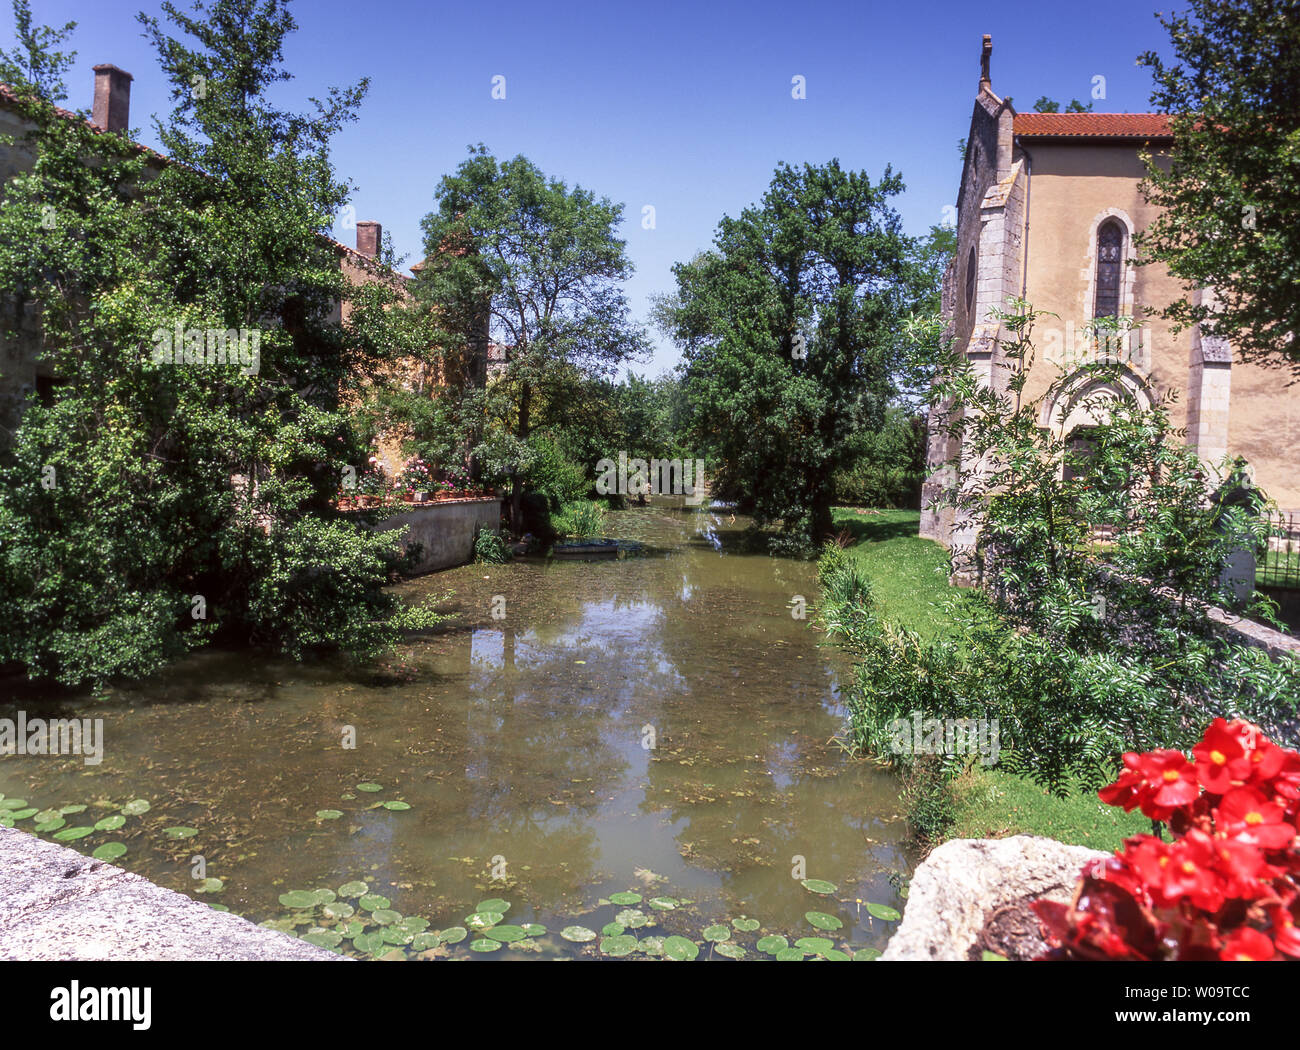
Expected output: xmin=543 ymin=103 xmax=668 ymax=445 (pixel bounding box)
xmin=9 ymin=0 xmax=1177 ymax=373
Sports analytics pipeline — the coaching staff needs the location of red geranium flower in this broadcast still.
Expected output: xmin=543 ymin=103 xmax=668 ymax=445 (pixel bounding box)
xmin=1193 ymin=718 xmax=1249 ymax=794
xmin=1099 ymin=750 xmax=1199 ymax=821
xmin=1219 ymin=927 xmax=1275 ymax=962
xmin=1217 ymin=786 xmax=1297 ymax=851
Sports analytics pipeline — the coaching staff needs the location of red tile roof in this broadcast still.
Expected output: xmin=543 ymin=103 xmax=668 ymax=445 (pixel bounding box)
xmin=1013 ymin=112 xmax=1173 ymax=140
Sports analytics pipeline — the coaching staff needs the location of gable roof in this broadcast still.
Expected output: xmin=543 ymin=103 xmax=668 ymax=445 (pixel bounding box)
xmin=1013 ymin=112 xmax=1173 ymax=141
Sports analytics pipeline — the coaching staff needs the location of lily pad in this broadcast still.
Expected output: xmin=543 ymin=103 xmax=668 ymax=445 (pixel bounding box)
xmin=0 ymin=799 xmax=27 ymax=810
xmin=466 ymin=911 xmax=504 ymax=930
xmin=438 ymin=926 xmax=468 ymax=945
xmin=163 ymin=826 xmax=198 ymax=839
xmin=599 ymin=934 xmax=637 ymax=956
xmin=853 ymin=947 xmax=883 ymax=960
xmin=702 ymin=924 xmax=731 ymax=942
xmin=359 ymin=894 xmax=391 ymax=912
xmin=34 ymin=817 xmax=66 ymax=833
xmin=93 ymin=815 xmax=126 ymax=831
xmin=476 ymin=898 xmax=510 ymax=914
xmin=487 ymin=924 xmax=527 ymax=943
xmin=58 ymin=804 xmax=85 ymax=815
xmin=194 ymin=878 xmax=224 ymax=893
xmin=321 ymin=902 xmax=355 ymax=921
xmin=9 ymin=808 xmax=37 ymax=820
xmin=315 ymin=809 xmax=343 ymax=820
xmin=469 ymin=938 xmax=502 ymax=953
xmin=600 ymin=921 xmax=625 ymax=938
xmin=824 ymin=948 xmax=851 ymax=961
xmin=121 ymin=799 xmax=151 ymax=816
xmin=381 ymin=800 xmax=411 ymax=811
xmin=732 ymin=917 xmax=760 ymax=932
xmin=351 ymin=932 xmax=386 ymax=954
xmin=53 ymin=826 xmax=93 ymax=840
xmin=806 ymin=911 xmax=843 ymax=931
xmin=616 ymin=908 xmax=649 ymax=929
xmin=370 ymin=909 xmax=402 ymax=926
xmin=397 ymin=916 xmax=430 ymax=934
xmin=795 ymin=936 xmax=835 ymax=956
xmin=356 ymin=783 xmax=383 ymax=792
xmin=776 ymin=947 xmax=807 ymax=961
xmin=560 ymin=925 xmax=597 ymax=943
xmin=647 ymin=896 xmax=678 ymax=911
xmin=608 ymin=891 xmax=642 ymax=905
xmin=715 ymin=942 xmax=746 ymax=959
xmin=92 ymin=842 xmax=127 ymax=861
xmin=865 ymin=902 xmax=902 ymax=921
xmin=801 ymin=879 xmax=837 ymax=895
xmin=663 ymin=935 xmax=699 ymax=961
xmin=302 ymin=931 xmax=343 ymax=949
xmin=521 ymin=923 xmax=546 ymax=937
xmin=981 ymin=950 xmax=1009 ymax=961
xmin=279 ymin=890 xmax=319 ymax=909
xmin=338 ymin=881 xmax=369 ymax=898
xmin=757 ymin=935 xmax=789 ymax=955
xmin=410 ymin=932 xmax=441 ymax=951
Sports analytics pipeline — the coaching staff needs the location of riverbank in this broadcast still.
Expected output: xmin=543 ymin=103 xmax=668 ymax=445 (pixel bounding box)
xmin=827 ymin=508 xmax=1148 ymax=851
xmin=0 ymin=825 xmax=341 ymax=961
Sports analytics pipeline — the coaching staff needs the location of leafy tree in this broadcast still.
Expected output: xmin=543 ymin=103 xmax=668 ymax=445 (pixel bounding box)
xmin=1137 ymin=0 xmax=1300 ymax=368
xmin=0 ymin=0 xmax=75 ymax=101
xmin=415 ymin=147 xmax=648 ymax=531
xmin=0 ymin=0 xmax=444 ymax=687
xmin=661 ymin=160 xmax=928 ymax=552
xmin=1032 ymin=96 xmax=1094 ymax=113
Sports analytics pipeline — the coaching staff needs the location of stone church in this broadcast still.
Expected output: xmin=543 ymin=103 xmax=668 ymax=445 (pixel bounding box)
xmin=920 ymin=36 xmax=1298 ymax=551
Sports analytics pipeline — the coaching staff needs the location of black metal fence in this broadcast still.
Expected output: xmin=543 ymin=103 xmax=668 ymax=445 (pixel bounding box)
xmin=1260 ymin=511 xmax=1300 ymax=589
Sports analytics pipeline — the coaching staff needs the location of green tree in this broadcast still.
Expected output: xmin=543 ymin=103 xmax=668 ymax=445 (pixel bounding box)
xmin=416 ymin=147 xmax=648 ymax=531
xmin=661 ymin=160 xmax=928 ymax=552
xmin=0 ymin=0 xmax=75 ymax=101
xmin=1031 ymin=96 xmax=1094 ymax=113
xmin=1137 ymin=0 xmax=1300 ymax=368
xmin=0 ymin=0 xmax=443 ymax=687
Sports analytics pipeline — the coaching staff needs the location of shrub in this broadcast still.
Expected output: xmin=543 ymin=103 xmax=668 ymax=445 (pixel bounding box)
xmin=473 ymin=527 xmax=510 ymax=565
xmin=1036 ymin=718 xmax=1300 ymax=960
xmin=552 ymin=500 xmax=606 ymax=539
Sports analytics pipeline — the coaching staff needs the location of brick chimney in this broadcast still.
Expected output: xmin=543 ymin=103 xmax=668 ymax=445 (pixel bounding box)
xmin=979 ymin=35 xmax=992 ymax=91
xmin=356 ymin=221 xmax=382 ymax=259
xmin=92 ymin=64 xmax=133 ymax=134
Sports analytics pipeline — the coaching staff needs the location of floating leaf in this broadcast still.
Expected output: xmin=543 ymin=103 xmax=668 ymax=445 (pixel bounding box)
xmin=476 ymin=898 xmax=510 ymax=914
xmin=0 ymin=799 xmax=27 ymax=810
xmin=163 ymin=826 xmax=198 ymax=839
xmin=338 ymin=881 xmax=369 ymax=898
xmin=824 ymin=948 xmax=851 ymax=961
xmin=382 ymin=927 xmax=414 ymax=945
xmin=647 ymin=897 xmax=678 ymax=911
xmin=640 ymin=936 xmax=666 ymax=957
xmin=715 ymin=943 xmax=746 ymax=959
xmin=865 ymin=902 xmax=902 ymax=922
xmin=321 ymin=902 xmax=355 ymax=921
xmin=608 ymin=891 xmax=642 ymax=906
xmin=302 ymin=931 xmax=343 ymax=949
xmin=195 ymin=878 xmax=223 ymax=893
xmin=732 ymin=917 xmax=760 ymax=932
xmin=438 ymin=926 xmax=467 ymax=945
xmin=397 ymin=917 xmax=430 ymax=934
xmin=663 ymin=935 xmax=699 ymax=961
xmin=356 ymin=783 xmax=383 ymax=792
xmin=853 ymin=947 xmax=883 ymax=960
xmin=381 ymin=800 xmax=411 ymax=811
xmin=351 ymin=932 xmax=386 ymax=954
xmin=121 ymin=799 xmax=150 ymax=816
xmin=93 ymin=815 xmax=126 ymax=831
xmin=410 ymin=932 xmax=441 ymax=951
xmin=599 ymin=934 xmax=637 ymax=957
xmin=9 ymin=808 xmax=37 ymax=820
xmin=313 ymin=888 xmax=337 ymax=905
xmin=371 ymin=909 xmax=402 ymax=926
xmin=53 ymin=826 xmax=93 ymax=841
xmin=560 ymin=926 xmax=597 ymax=943
xmin=92 ymin=842 xmax=126 ymax=861
xmin=466 ymin=911 xmax=503 ymax=930
xmin=801 ymin=879 xmax=837 ymax=895
xmin=981 ymin=950 xmax=1009 ymax=962
xmin=616 ymin=908 xmax=649 ymax=929
xmin=488 ymin=924 xmax=527 ymax=943
xmin=33 ymin=809 xmax=60 ymax=823
xmin=795 ymin=937 xmax=835 ymax=956
xmin=805 ymin=911 xmax=843 ymax=931
xmin=34 ymin=817 xmax=66 ymax=833
xmin=469 ymin=938 xmax=502 ymax=953
xmin=776 ymin=947 xmax=806 ymax=961
xmin=702 ymin=924 xmax=731 ymax=942
xmin=521 ymin=923 xmax=546 ymax=937
xmin=208 ymin=903 xmax=230 ymax=913
xmin=315 ymin=809 xmax=343 ymax=820
xmin=279 ymin=890 xmax=318 ymax=909
xmin=600 ymin=921 xmax=625 ymax=938
xmin=359 ymin=894 xmax=391 ymax=912
xmin=58 ymin=804 xmax=85 ymax=815
xmin=757 ymin=935 xmax=788 ymax=955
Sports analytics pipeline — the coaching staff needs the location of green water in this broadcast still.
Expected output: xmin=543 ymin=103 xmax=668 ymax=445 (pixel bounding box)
xmin=0 ymin=505 xmax=913 ymax=959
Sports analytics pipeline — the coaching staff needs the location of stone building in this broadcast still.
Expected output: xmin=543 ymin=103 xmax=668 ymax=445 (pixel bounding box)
xmin=921 ymin=36 xmax=1298 ymax=554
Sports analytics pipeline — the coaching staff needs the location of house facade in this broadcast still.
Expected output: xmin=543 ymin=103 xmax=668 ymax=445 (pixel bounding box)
xmin=921 ymin=36 xmax=1299 ymax=554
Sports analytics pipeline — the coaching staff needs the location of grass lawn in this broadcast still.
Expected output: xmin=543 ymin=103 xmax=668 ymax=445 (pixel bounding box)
xmin=830 ymin=506 xmax=1148 ymax=852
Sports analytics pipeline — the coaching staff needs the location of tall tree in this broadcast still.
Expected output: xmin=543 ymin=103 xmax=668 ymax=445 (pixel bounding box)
xmin=662 ymin=160 xmax=927 ymax=551
xmin=1137 ymin=0 xmax=1300 ymax=368
xmin=417 ymin=146 xmax=648 ymax=530
xmin=0 ymin=0 xmax=76 ymax=101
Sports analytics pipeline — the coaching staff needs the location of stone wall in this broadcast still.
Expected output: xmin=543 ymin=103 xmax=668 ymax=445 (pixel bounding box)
xmin=361 ymin=496 xmax=501 ymax=575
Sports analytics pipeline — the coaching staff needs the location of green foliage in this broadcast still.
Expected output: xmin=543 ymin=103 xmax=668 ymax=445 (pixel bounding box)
xmin=551 ymin=500 xmax=606 ymax=540
xmin=0 ymin=0 xmax=444 ymax=686
xmin=831 ymin=408 xmax=927 ymax=509
xmin=472 ymin=528 xmax=510 ymax=565
xmin=1032 ymin=96 xmax=1093 ymax=113
xmin=1137 ymin=0 xmax=1300 ymax=367
xmin=660 ymin=160 xmax=932 ymax=553
xmin=822 ymin=302 xmax=1300 ymax=796
xmin=898 ymin=755 xmax=957 ymax=845
xmin=521 ymin=434 xmax=589 ymax=509
xmin=0 ymin=0 xmax=75 ymax=100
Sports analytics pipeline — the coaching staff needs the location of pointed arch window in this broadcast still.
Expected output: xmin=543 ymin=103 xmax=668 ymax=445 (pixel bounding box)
xmin=1093 ymin=220 xmax=1124 ymax=319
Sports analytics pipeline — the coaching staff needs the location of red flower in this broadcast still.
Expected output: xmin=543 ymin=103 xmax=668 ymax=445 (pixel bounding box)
xmin=1268 ymin=903 xmax=1300 ymax=959
xmin=1099 ymin=749 xmax=1199 ymax=821
xmin=1218 ymin=786 xmax=1297 ymax=851
xmin=1193 ymin=718 xmax=1249 ymax=794
xmin=1219 ymin=928 xmax=1275 ymax=962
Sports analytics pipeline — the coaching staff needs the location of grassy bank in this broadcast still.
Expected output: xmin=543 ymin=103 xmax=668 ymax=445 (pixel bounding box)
xmin=828 ymin=507 xmax=1147 ymax=851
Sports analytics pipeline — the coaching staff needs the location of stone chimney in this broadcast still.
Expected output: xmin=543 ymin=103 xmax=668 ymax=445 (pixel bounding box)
xmin=92 ymin=64 xmax=133 ymax=134
xmin=356 ymin=221 xmax=382 ymax=259
xmin=979 ymin=35 xmax=992 ymax=91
